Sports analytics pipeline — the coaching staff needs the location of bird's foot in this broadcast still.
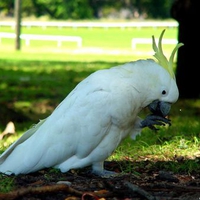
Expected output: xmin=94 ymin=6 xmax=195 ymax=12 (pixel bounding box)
xmin=140 ymin=114 xmax=171 ymax=131
xmin=92 ymin=169 xmax=119 ymax=178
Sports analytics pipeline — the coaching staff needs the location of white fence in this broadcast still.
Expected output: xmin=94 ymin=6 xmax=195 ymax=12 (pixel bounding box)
xmin=0 ymin=32 xmax=178 ymax=49
xmin=131 ymin=38 xmax=178 ymax=49
xmin=0 ymin=21 xmax=178 ymax=29
xmin=0 ymin=32 xmax=82 ymax=47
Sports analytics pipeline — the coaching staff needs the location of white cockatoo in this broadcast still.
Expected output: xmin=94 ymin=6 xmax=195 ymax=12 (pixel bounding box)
xmin=0 ymin=30 xmax=183 ymax=176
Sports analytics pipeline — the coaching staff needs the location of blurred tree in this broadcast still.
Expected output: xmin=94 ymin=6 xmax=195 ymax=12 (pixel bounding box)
xmin=63 ymin=0 xmax=93 ymax=19
xmin=21 ymin=0 xmax=33 ymax=17
xmin=0 ymin=0 xmax=175 ymax=20
xmin=143 ymin=0 xmax=174 ymax=18
xmin=88 ymin=0 xmax=105 ymax=18
xmin=171 ymin=0 xmax=200 ymax=98
xmin=31 ymin=0 xmax=94 ymax=19
xmin=0 ymin=0 xmax=14 ymax=16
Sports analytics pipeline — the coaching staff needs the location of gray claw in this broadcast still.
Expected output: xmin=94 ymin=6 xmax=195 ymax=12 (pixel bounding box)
xmin=92 ymin=169 xmax=119 ymax=178
xmin=140 ymin=114 xmax=171 ymax=131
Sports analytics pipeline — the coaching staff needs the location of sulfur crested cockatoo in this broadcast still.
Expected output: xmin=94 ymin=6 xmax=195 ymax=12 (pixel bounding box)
xmin=0 ymin=30 xmax=183 ymax=177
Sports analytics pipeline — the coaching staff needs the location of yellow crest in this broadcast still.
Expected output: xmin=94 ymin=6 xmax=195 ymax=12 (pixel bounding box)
xmin=152 ymin=29 xmax=184 ymax=79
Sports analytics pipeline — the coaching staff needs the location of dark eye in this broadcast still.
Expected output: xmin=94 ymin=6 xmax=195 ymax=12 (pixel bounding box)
xmin=162 ymin=90 xmax=167 ymax=95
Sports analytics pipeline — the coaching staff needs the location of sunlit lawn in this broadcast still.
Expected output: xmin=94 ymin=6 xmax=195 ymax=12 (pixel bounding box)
xmin=0 ymin=25 xmax=177 ymax=62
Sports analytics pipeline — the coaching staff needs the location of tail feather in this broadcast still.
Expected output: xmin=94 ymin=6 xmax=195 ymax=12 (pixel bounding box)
xmin=0 ymin=118 xmax=47 ymax=164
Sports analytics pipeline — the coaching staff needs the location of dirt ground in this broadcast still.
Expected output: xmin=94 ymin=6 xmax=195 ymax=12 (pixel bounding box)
xmin=0 ymin=161 xmax=200 ymax=200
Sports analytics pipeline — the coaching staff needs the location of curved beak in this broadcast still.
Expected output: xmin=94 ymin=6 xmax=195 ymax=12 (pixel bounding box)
xmin=148 ymin=100 xmax=171 ymax=117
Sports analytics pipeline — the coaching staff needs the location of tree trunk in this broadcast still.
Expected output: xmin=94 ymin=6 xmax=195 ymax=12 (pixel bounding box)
xmin=171 ymin=0 xmax=200 ymax=98
xmin=15 ymin=0 xmax=21 ymax=50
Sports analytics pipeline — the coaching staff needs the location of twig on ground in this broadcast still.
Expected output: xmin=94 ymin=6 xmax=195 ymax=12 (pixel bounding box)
xmin=0 ymin=183 xmax=113 ymax=200
xmin=124 ymin=181 xmax=157 ymax=200
xmin=0 ymin=184 xmax=82 ymax=200
xmin=146 ymin=183 xmax=200 ymax=192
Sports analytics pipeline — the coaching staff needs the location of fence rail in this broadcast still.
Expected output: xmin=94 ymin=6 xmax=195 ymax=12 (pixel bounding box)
xmin=0 ymin=32 xmax=82 ymax=47
xmin=0 ymin=21 xmax=178 ymax=29
xmin=131 ymin=38 xmax=178 ymax=49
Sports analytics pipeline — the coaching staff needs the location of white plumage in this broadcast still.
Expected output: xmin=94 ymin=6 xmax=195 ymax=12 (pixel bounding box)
xmin=0 ymin=59 xmax=178 ymax=176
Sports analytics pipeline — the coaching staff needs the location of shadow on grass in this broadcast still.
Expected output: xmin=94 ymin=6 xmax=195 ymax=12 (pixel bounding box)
xmin=0 ymin=59 xmax=121 ymax=126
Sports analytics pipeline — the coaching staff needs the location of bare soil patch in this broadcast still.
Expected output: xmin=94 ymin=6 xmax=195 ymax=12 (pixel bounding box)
xmin=0 ymin=161 xmax=200 ymax=200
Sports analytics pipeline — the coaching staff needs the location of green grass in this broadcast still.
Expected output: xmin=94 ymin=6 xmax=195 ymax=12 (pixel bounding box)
xmin=0 ymin=174 xmax=15 ymax=193
xmin=0 ymin=26 xmax=177 ymax=62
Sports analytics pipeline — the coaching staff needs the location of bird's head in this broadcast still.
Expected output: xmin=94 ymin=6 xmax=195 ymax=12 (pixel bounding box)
xmin=147 ymin=29 xmax=183 ymax=117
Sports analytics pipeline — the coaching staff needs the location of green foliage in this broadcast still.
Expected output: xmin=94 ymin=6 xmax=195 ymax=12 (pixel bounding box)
xmin=63 ymin=0 xmax=93 ymax=19
xmin=1 ymin=0 xmax=174 ymax=19
xmin=0 ymin=0 xmax=14 ymax=16
xmin=142 ymin=0 xmax=174 ymax=18
xmin=29 ymin=0 xmax=94 ymax=19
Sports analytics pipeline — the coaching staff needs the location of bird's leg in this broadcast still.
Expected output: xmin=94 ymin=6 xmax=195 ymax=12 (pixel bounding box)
xmin=92 ymin=162 xmax=118 ymax=178
xmin=140 ymin=114 xmax=171 ymax=131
